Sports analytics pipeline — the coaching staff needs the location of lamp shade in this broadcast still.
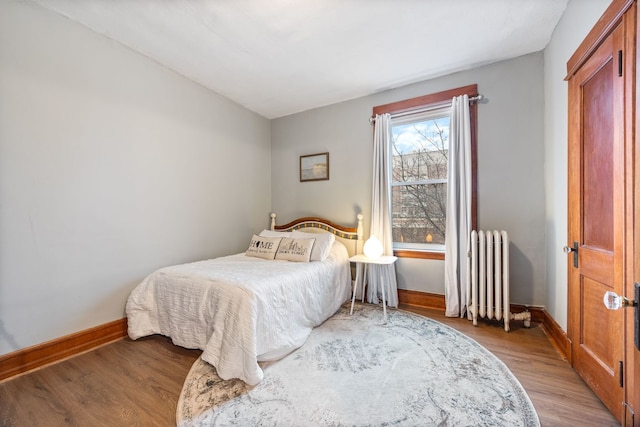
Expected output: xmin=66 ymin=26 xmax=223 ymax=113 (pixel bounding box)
xmin=363 ymin=235 xmax=384 ymax=259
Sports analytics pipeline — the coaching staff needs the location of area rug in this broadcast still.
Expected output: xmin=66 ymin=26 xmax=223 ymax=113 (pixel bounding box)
xmin=177 ymin=304 xmax=540 ymax=427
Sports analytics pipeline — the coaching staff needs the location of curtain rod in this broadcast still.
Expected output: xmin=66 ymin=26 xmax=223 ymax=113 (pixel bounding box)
xmin=369 ymin=94 xmax=484 ymax=124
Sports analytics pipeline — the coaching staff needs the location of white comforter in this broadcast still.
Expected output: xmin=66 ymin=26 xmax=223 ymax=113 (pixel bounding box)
xmin=125 ymin=242 xmax=351 ymax=385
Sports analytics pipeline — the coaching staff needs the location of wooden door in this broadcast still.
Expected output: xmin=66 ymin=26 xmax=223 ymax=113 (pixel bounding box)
xmin=567 ymin=17 xmax=626 ymax=423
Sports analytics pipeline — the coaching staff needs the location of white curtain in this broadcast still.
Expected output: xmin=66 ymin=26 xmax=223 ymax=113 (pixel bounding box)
xmin=368 ymin=113 xmax=398 ymax=308
xmin=444 ymin=95 xmax=472 ymax=317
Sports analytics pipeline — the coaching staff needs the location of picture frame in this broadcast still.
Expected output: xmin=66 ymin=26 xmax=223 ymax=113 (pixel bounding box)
xmin=300 ymin=152 xmax=330 ymax=182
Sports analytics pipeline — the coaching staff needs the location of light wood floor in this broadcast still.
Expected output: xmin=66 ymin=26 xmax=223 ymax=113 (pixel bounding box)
xmin=0 ymin=304 xmax=619 ymax=426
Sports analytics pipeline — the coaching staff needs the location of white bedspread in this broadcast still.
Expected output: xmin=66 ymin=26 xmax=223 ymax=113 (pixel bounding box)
xmin=125 ymin=242 xmax=351 ymax=385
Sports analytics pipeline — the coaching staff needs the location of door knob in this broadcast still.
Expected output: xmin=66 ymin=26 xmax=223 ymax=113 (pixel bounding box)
xmin=603 ymin=291 xmax=637 ymax=309
xmin=604 ymin=283 xmax=640 ymax=351
xmin=562 ymin=246 xmax=574 ymax=253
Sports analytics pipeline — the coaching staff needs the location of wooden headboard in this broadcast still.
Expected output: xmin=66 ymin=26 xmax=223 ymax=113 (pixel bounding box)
xmin=270 ymin=213 xmax=364 ymax=257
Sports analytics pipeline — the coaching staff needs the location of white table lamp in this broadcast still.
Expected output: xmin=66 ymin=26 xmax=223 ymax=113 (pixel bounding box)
xmin=363 ymin=235 xmax=384 ymax=259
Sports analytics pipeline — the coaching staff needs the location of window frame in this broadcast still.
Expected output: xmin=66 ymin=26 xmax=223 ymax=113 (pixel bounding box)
xmin=372 ymin=84 xmax=478 ymax=260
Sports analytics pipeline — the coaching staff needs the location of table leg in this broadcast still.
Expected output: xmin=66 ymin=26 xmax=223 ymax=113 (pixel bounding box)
xmin=380 ymin=265 xmax=387 ymax=323
xmin=350 ymin=262 xmax=361 ymax=315
xmin=361 ymin=264 xmax=368 ymax=303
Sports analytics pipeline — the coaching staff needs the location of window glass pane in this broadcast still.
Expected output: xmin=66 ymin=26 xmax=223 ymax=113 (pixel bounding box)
xmin=392 ymin=116 xmax=449 ymax=183
xmin=391 ymin=113 xmax=449 ymax=247
xmin=391 ymin=183 xmax=447 ymax=245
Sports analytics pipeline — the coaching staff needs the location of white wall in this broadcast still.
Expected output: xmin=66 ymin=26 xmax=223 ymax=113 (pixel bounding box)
xmin=0 ymin=0 xmax=271 ymax=356
xmin=272 ymin=53 xmax=546 ymax=307
xmin=543 ymin=0 xmax=610 ymax=331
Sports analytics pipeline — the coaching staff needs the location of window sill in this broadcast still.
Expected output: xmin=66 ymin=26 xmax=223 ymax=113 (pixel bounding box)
xmin=393 ymin=249 xmax=444 ymax=260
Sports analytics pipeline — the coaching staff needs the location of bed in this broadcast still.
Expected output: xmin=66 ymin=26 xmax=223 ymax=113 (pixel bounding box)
xmin=125 ymin=213 xmax=363 ymax=385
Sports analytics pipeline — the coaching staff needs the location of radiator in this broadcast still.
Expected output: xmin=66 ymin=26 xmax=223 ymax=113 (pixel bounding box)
xmin=467 ymin=230 xmax=531 ymax=332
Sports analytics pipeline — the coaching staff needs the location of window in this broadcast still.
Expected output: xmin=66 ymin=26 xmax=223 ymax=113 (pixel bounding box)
xmin=373 ymin=85 xmax=477 ymax=260
xmin=391 ymin=108 xmax=450 ymax=252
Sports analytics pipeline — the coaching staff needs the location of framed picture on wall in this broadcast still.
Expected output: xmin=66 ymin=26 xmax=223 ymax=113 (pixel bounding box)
xmin=300 ymin=152 xmax=329 ymax=182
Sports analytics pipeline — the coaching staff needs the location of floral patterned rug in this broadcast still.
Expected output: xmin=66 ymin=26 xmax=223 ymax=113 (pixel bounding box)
xmin=177 ymin=304 xmax=540 ymax=427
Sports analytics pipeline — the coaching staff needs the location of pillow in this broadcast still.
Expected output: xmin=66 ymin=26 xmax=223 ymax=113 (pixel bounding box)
xmin=291 ymin=230 xmax=335 ymax=261
xmin=275 ymin=237 xmax=315 ymax=262
xmin=259 ymin=229 xmax=292 ymax=238
xmin=245 ymin=234 xmax=282 ymax=260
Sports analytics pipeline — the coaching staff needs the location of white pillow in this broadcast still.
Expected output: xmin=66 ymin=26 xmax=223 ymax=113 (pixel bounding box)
xmin=275 ymin=237 xmax=315 ymax=262
xmin=291 ymin=230 xmax=335 ymax=261
xmin=245 ymin=234 xmax=282 ymax=260
xmin=259 ymin=229 xmax=292 ymax=238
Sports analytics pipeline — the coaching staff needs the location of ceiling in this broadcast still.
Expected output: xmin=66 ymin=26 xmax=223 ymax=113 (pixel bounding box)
xmin=32 ymin=0 xmax=569 ymax=119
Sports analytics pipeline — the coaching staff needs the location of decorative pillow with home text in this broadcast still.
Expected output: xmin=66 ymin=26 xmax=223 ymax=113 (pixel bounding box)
xmin=245 ymin=234 xmax=282 ymax=260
